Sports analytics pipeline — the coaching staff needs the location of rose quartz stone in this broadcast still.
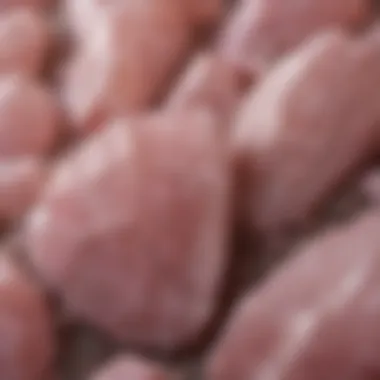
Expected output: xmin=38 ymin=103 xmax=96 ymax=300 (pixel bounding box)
xmin=25 ymin=110 xmax=230 ymax=350
xmin=0 ymin=8 xmax=49 ymax=76
xmin=233 ymin=28 xmax=380 ymax=234
xmin=0 ymin=158 xmax=46 ymax=221
xmin=90 ymin=356 xmax=173 ymax=380
xmin=208 ymin=210 xmax=380 ymax=380
xmin=0 ymin=255 xmax=54 ymax=380
xmin=0 ymin=75 xmax=57 ymax=157
xmin=218 ymin=0 xmax=368 ymax=74
xmin=62 ymin=0 xmax=189 ymax=132
xmin=167 ymin=52 xmax=247 ymax=124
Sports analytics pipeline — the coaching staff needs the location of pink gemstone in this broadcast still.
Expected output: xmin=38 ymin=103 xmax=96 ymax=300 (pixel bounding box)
xmin=218 ymin=0 xmax=368 ymax=74
xmin=0 ymin=157 xmax=46 ymax=221
xmin=62 ymin=0 xmax=189 ymax=132
xmin=90 ymin=356 xmax=172 ymax=380
xmin=25 ymin=110 xmax=230 ymax=350
xmin=0 ymin=255 xmax=54 ymax=380
xmin=208 ymin=210 xmax=380 ymax=380
xmin=233 ymin=29 xmax=380 ymax=234
xmin=0 ymin=75 xmax=57 ymax=157
xmin=0 ymin=8 xmax=49 ymax=76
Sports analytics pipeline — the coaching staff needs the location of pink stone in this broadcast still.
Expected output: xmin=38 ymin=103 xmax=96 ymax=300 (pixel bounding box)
xmin=25 ymin=110 xmax=230 ymax=350
xmin=0 ymin=75 xmax=57 ymax=157
xmin=166 ymin=52 xmax=247 ymax=125
xmin=0 ymin=8 xmax=49 ymax=77
xmin=208 ymin=210 xmax=380 ymax=380
xmin=218 ymin=0 xmax=368 ymax=75
xmin=0 ymin=0 xmax=49 ymax=10
xmin=233 ymin=28 xmax=380 ymax=234
xmin=0 ymin=255 xmax=54 ymax=380
xmin=184 ymin=0 xmax=223 ymax=27
xmin=90 ymin=355 xmax=173 ymax=380
xmin=0 ymin=158 xmax=46 ymax=221
xmin=62 ymin=0 xmax=189 ymax=132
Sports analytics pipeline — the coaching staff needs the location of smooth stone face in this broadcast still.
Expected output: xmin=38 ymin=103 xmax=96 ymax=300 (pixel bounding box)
xmin=233 ymin=28 xmax=380 ymax=234
xmin=25 ymin=110 xmax=230 ymax=350
xmin=0 ymin=255 xmax=54 ymax=380
xmin=0 ymin=158 xmax=46 ymax=221
xmin=0 ymin=8 xmax=49 ymax=76
xmin=218 ymin=0 xmax=368 ymax=74
xmin=208 ymin=210 xmax=380 ymax=380
xmin=63 ymin=0 xmax=189 ymax=133
xmin=0 ymin=76 xmax=57 ymax=157
xmin=90 ymin=356 xmax=172 ymax=380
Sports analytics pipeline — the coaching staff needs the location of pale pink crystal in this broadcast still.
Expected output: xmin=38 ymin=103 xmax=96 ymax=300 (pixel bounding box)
xmin=0 ymin=75 xmax=57 ymax=157
xmin=233 ymin=28 xmax=380 ymax=234
xmin=0 ymin=8 xmax=49 ymax=77
xmin=0 ymin=255 xmax=54 ymax=380
xmin=208 ymin=210 xmax=380 ymax=380
xmin=90 ymin=356 xmax=173 ymax=380
xmin=218 ymin=0 xmax=368 ymax=74
xmin=63 ymin=0 xmax=189 ymax=132
xmin=25 ymin=110 xmax=230 ymax=350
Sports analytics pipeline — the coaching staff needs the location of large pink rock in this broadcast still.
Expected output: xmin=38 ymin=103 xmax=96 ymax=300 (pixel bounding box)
xmin=233 ymin=28 xmax=380 ymax=235
xmin=218 ymin=0 xmax=368 ymax=75
xmin=208 ymin=210 xmax=380 ymax=380
xmin=0 ymin=75 xmax=57 ymax=157
xmin=0 ymin=8 xmax=49 ymax=77
xmin=90 ymin=355 xmax=173 ymax=380
xmin=25 ymin=110 xmax=230 ymax=350
xmin=62 ymin=0 xmax=189 ymax=132
xmin=0 ymin=157 xmax=46 ymax=221
xmin=0 ymin=255 xmax=54 ymax=380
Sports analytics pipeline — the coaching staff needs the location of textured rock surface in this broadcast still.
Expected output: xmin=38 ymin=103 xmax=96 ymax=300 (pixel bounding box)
xmin=218 ymin=0 xmax=368 ymax=74
xmin=0 ymin=75 xmax=57 ymax=157
xmin=0 ymin=158 xmax=46 ymax=221
xmin=208 ymin=210 xmax=380 ymax=380
xmin=0 ymin=8 xmax=49 ymax=76
xmin=0 ymin=255 xmax=54 ymax=380
xmin=233 ymin=28 xmax=380 ymax=234
xmin=63 ymin=0 xmax=189 ymax=132
xmin=90 ymin=356 xmax=173 ymax=380
xmin=25 ymin=110 xmax=230 ymax=350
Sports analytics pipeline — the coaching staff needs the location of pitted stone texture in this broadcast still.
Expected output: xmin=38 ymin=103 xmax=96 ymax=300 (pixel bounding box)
xmin=0 ymin=76 xmax=57 ymax=157
xmin=0 ymin=8 xmax=49 ymax=76
xmin=218 ymin=0 xmax=368 ymax=75
xmin=233 ymin=29 xmax=380 ymax=235
xmin=0 ymin=255 xmax=54 ymax=380
xmin=208 ymin=210 xmax=380 ymax=380
xmin=63 ymin=0 xmax=189 ymax=133
xmin=90 ymin=355 xmax=173 ymax=380
xmin=25 ymin=110 xmax=230 ymax=350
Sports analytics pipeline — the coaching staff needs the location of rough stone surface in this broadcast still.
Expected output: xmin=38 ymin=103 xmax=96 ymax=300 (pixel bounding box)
xmin=233 ymin=28 xmax=380 ymax=235
xmin=0 ymin=255 xmax=54 ymax=380
xmin=0 ymin=75 xmax=57 ymax=157
xmin=218 ymin=0 xmax=368 ymax=74
xmin=0 ymin=158 xmax=46 ymax=221
xmin=0 ymin=8 xmax=49 ymax=76
xmin=62 ymin=0 xmax=189 ymax=132
xmin=208 ymin=210 xmax=380 ymax=380
xmin=89 ymin=356 xmax=173 ymax=380
xmin=25 ymin=110 xmax=230 ymax=350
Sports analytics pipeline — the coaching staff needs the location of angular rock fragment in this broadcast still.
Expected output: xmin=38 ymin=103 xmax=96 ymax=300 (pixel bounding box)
xmin=233 ymin=28 xmax=380 ymax=234
xmin=218 ymin=0 xmax=368 ymax=75
xmin=0 ymin=157 xmax=46 ymax=222
xmin=63 ymin=0 xmax=189 ymax=132
xmin=25 ymin=110 xmax=230 ymax=350
xmin=0 ymin=8 xmax=49 ymax=76
xmin=90 ymin=355 xmax=173 ymax=380
xmin=0 ymin=255 xmax=54 ymax=380
xmin=0 ymin=75 xmax=57 ymax=157
xmin=208 ymin=210 xmax=380 ymax=380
